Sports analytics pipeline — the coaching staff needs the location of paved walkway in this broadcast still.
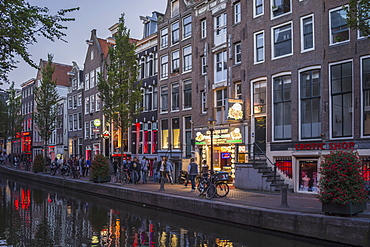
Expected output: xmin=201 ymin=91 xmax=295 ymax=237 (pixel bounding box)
xmin=83 ymin=174 xmax=370 ymax=218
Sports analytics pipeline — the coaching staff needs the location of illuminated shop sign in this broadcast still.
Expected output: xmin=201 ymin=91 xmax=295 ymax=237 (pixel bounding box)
xmin=195 ymin=127 xmax=242 ymax=145
xmin=227 ymin=99 xmax=243 ymax=121
xmin=294 ymin=142 xmax=355 ymax=151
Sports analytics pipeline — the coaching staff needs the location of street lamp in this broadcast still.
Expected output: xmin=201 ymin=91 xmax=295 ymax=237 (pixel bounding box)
xmin=207 ymin=118 xmax=216 ymax=171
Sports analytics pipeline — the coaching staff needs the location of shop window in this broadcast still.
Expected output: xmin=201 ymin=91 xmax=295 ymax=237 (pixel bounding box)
xmin=298 ymin=160 xmax=318 ymax=192
xmin=172 ymin=118 xmax=180 ymax=149
xmin=275 ymin=158 xmax=292 ymax=179
xmin=161 ymin=119 xmax=169 ymax=149
xmin=362 ymin=57 xmax=370 ymax=136
xmin=361 ymin=157 xmax=370 ymax=181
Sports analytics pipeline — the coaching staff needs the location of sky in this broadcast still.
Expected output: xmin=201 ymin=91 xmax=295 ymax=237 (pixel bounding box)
xmin=3 ymin=0 xmax=166 ymax=90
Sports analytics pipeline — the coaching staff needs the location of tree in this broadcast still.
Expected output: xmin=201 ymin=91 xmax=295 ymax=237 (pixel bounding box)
xmin=0 ymin=1 xmax=79 ymax=82
xmin=0 ymin=98 xmax=8 ymax=150
xmin=97 ymin=14 xmax=142 ymax=159
xmin=6 ymin=82 xmax=23 ymax=153
xmin=34 ymin=54 xmax=60 ymax=165
xmin=346 ymin=0 xmax=370 ymax=37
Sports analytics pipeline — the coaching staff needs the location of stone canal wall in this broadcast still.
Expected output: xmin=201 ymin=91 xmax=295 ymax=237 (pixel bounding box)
xmin=1 ymin=166 xmax=369 ymax=247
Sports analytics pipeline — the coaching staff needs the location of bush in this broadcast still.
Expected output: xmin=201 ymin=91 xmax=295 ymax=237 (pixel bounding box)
xmin=91 ymin=154 xmax=110 ymax=179
xmin=33 ymin=154 xmax=44 ymax=173
xmin=317 ymin=150 xmax=367 ymax=205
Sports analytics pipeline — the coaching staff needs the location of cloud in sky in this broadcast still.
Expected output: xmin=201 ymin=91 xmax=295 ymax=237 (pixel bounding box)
xmin=4 ymin=0 xmax=166 ymax=89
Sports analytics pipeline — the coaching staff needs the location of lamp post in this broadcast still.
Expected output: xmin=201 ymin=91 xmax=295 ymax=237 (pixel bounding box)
xmin=207 ymin=118 xmax=216 ymax=171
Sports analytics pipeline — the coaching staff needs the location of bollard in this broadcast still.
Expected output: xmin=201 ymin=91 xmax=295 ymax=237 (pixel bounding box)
xmin=159 ymin=176 xmax=165 ymax=191
xmin=280 ymin=185 xmax=289 ymax=208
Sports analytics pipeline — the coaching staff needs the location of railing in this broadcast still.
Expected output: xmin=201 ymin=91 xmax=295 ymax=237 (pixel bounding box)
xmin=248 ymin=142 xmax=278 ymax=185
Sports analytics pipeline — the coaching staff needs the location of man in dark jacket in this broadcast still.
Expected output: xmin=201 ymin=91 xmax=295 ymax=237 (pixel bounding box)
xmin=188 ymin=157 xmax=199 ymax=191
xmin=129 ymin=157 xmax=140 ymax=184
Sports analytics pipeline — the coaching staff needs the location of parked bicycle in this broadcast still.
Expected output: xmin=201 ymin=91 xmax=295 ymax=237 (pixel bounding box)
xmin=114 ymin=168 xmax=130 ymax=184
xmin=195 ymin=171 xmax=230 ymax=199
xmin=61 ymin=164 xmax=71 ymax=178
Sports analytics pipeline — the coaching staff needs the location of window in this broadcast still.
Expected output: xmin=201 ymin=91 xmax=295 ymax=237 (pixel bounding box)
xmin=201 ymin=56 xmax=207 ymax=75
xmin=85 ymin=74 xmax=89 ymax=91
xmin=300 ymin=69 xmax=321 ymax=139
xmin=73 ymin=95 xmax=77 ymax=109
xmin=90 ymin=95 xmax=95 ymax=113
xmin=253 ymin=80 xmax=266 ymax=114
xmin=172 ymin=50 xmax=180 ymax=74
xmin=234 ymin=43 xmax=241 ymax=64
xmin=183 ymin=15 xmax=192 ymax=38
xmin=271 ymin=0 xmax=291 ymax=18
xmin=160 ymin=28 xmax=168 ymax=49
xmin=183 ymin=80 xmax=192 ymax=109
xmin=160 ymin=55 xmax=168 ymax=79
xmin=91 ymin=50 xmax=94 ymax=60
xmin=140 ymin=56 xmax=145 ymax=79
xmin=153 ymin=87 xmax=158 ymax=110
xmin=171 ymin=82 xmax=180 ymax=111
xmin=77 ymin=93 xmax=82 ymax=106
xmin=272 ymin=22 xmax=292 ymax=58
xmin=215 ymin=51 xmax=227 ymax=83
xmin=69 ymin=114 xmax=73 ymax=131
xmin=235 ymin=82 xmax=242 ymax=99
xmin=161 ymin=119 xmax=169 ymax=149
xmin=90 ymin=70 xmax=95 ymax=88
xmin=73 ymin=113 xmax=77 ymax=130
xmin=301 ymin=15 xmax=314 ymax=51
xmin=148 ymin=54 xmax=154 ymax=77
xmin=85 ymin=97 xmax=90 ymax=114
xmin=216 ymin=88 xmax=227 ymax=122
xmin=330 ymin=7 xmax=349 ymax=44
xmin=172 ymin=118 xmax=180 ymax=149
xmin=68 ymin=96 xmax=72 ymax=109
xmin=201 ymin=19 xmax=207 ymax=39
xmin=171 ymin=0 xmax=179 ymax=17
xmin=183 ymin=46 xmax=192 ymax=72
xmin=255 ymin=31 xmax=264 ymax=63
xmin=358 ymin=5 xmax=370 ymax=38
xmin=85 ymin=122 xmax=89 ymax=139
xmin=160 ymin=86 xmax=168 ymax=112
xmin=254 ymin=0 xmax=263 ymax=16
xmin=96 ymin=94 xmax=101 ymax=112
xmin=362 ymin=57 xmax=370 ymax=136
xmin=172 ymin=22 xmax=180 ymax=44
xmin=144 ymin=87 xmax=153 ymax=111
xmin=214 ymin=13 xmax=227 ymax=46
xmin=234 ymin=2 xmax=241 ymax=24
xmin=90 ymin=120 xmax=95 ymax=139
xmin=201 ymin=91 xmax=207 ymax=113
xmin=273 ymin=75 xmax=291 ymax=140
xmin=331 ymin=62 xmax=352 ymax=138
xmin=72 ymin=78 xmax=77 ymax=91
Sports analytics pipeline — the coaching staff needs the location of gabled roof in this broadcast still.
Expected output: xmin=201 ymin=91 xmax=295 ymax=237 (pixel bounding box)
xmin=98 ymin=38 xmax=111 ymax=60
xmin=37 ymin=60 xmax=73 ymax=87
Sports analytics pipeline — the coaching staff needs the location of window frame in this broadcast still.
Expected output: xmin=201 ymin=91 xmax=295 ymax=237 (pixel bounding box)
xmin=171 ymin=50 xmax=180 ymax=74
xmin=300 ymin=14 xmax=315 ymax=52
xmin=234 ymin=43 xmax=241 ymax=64
xmin=234 ymin=2 xmax=241 ymax=24
xmin=272 ymin=21 xmax=293 ymax=59
xmin=201 ymin=19 xmax=207 ymax=39
xmin=171 ymin=21 xmax=180 ymax=45
xmin=183 ymin=15 xmax=192 ymax=39
xmin=171 ymin=82 xmax=180 ymax=111
xmin=254 ymin=31 xmax=265 ymax=64
xmin=254 ymin=0 xmax=264 ymax=17
xmin=361 ymin=56 xmax=370 ymax=136
xmin=329 ymin=6 xmax=350 ymax=45
xmin=160 ymin=54 xmax=169 ymax=79
xmin=183 ymin=46 xmax=192 ymax=72
xmin=160 ymin=27 xmax=168 ymax=49
xmin=183 ymin=80 xmax=192 ymax=109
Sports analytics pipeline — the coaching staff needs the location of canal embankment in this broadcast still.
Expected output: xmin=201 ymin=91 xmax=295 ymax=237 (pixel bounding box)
xmin=1 ymin=165 xmax=369 ymax=247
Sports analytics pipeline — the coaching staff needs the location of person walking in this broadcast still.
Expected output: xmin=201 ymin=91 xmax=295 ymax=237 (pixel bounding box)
xmin=84 ymin=158 xmax=91 ymax=177
xmin=166 ymin=159 xmax=174 ymax=185
xmin=129 ymin=157 xmax=140 ymax=184
xmin=78 ymin=155 xmax=85 ymax=176
xmin=156 ymin=156 xmax=168 ymax=184
xmin=188 ymin=157 xmax=198 ymax=191
xmin=140 ymin=157 xmax=149 ymax=184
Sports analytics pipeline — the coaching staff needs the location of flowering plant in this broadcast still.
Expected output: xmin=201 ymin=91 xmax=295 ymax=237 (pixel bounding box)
xmin=317 ymin=150 xmax=367 ymax=205
xmin=91 ymin=154 xmax=110 ymax=179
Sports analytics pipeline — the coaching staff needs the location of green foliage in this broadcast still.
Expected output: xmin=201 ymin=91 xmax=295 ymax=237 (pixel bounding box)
xmin=317 ymin=150 xmax=367 ymax=205
xmin=97 ymin=13 xmax=142 ymax=154
xmin=91 ymin=154 xmax=110 ymax=179
xmin=0 ymin=1 xmax=79 ymax=81
xmin=346 ymin=0 xmax=370 ymax=37
xmin=33 ymin=154 xmax=45 ymax=173
xmin=33 ymin=54 xmax=61 ymax=163
xmin=6 ymin=82 xmax=23 ymax=150
xmin=0 ymin=96 xmax=9 ymax=140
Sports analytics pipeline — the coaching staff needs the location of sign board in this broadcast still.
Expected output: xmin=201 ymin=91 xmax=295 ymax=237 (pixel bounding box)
xmin=103 ymin=130 xmax=110 ymax=139
xmin=94 ymin=119 xmax=101 ymax=127
xmin=227 ymin=99 xmax=243 ymax=121
xmin=93 ymin=128 xmax=100 ymax=133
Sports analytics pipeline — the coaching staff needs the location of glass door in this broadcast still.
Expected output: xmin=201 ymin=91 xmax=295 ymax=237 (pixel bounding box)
xmin=298 ymin=160 xmax=318 ymax=193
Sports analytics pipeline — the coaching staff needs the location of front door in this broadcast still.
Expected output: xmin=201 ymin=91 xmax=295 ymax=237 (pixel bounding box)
xmin=254 ymin=117 xmax=266 ymax=153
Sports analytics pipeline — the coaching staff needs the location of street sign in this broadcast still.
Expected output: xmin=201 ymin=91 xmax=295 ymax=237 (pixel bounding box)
xmin=93 ymin=128 xmax=100 ymax=133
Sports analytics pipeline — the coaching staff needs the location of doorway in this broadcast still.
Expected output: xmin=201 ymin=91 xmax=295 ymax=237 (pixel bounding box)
xmin=254 ymin=117 xmax=266 ymax=153
xmin=298 ymin=160 xmax=318 ymax=193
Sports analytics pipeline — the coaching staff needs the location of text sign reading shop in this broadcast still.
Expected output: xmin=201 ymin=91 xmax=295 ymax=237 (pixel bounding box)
xmin=295 ymin=142 xmax=355 ymax=151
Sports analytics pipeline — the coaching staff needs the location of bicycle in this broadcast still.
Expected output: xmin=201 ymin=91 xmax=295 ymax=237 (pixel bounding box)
xmin=195 ymin=171 xmax=230 ymax=199
xmin=61 ymin=164 xmax=71 ymax=178
xmin=114 ymin=169 xmax=130 ymax=184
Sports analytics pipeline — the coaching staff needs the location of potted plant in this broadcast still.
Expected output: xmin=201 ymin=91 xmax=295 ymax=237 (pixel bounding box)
xmin=91 ymin=154 xmax=111 ymax=183
xmin=317 ymin=150 xmax=367 ymax=216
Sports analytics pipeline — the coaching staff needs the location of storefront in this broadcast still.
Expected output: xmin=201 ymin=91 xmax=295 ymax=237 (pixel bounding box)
xmin=270 ymin=141 xmax=370 ymax=194
xmin=195 ymin=126 xmax=244 ymax=178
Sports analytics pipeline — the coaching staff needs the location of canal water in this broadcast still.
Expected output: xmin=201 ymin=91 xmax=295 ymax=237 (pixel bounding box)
xmin=0 ymin=174 xmax=350 ymax=247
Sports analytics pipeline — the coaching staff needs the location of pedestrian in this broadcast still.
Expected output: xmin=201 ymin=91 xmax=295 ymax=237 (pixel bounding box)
xmin=79 ymin=155 xmax=85 ymax=176
xmin=188 ymin=157 xmax=198 ymax=191
xmin=201 ymin=160 xmax=209 ymax=175
xmin=113 ymin=159 xmax=118 ymax=175
xmin=156 ymin=156 xmax=168 ymax=184
xmin=140 ymin=157 xmax=149 ymax=184
xmin=152 ymin=157 xmax=160 ymax=182
xmin=129 ymin=157 xmax=140 ymax=184
xmin=166 ymin=159 xmax=174 ymax=185
xmin=84 ymin=158 xmax=91 ymax=177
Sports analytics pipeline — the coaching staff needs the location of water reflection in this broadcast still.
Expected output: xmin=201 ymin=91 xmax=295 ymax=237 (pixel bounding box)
xmin=0 ymin=175 xmax=347 ymax=247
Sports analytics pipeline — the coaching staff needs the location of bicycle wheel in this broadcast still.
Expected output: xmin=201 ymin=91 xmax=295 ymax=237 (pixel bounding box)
xmin=216 ymin=182 xmax=229 ymax=197
xmin=206 ymin=184 xmax=216 ymax=199
xmin=122 ymin=173 xmax=130 ymax=184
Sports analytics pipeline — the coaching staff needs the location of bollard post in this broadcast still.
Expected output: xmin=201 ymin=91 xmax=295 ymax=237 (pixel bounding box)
xmin=159 ymin=175 xmax=165 ymax=191
xmin=280 ymin=185 xmax=289 ymax=208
